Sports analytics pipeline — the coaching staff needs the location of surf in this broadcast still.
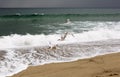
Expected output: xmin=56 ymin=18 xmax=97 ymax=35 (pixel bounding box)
xmin=0 ymin=21 xmax=120 ymax=77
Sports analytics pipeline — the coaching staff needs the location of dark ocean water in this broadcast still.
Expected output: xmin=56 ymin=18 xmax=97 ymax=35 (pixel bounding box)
xmin=0 ymin=8 xmax=120 ymax=36
xmin=1 ymin=8 xmax=120 ymax=15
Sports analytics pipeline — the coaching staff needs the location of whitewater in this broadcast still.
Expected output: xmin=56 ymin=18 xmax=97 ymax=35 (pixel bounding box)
xmin=1 ymin=21 xmax=120 ymax=77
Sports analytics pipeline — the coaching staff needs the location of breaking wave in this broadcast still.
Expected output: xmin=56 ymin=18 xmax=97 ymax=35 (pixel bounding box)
xmin=1 ymin=21 xmax=120 ymax=77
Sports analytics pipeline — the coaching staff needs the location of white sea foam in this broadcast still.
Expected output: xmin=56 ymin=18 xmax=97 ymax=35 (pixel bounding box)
xmin=1 ymin=21 xmax=120 ymax=77
xmin=0 ymin=28 xmax=120 ymax=49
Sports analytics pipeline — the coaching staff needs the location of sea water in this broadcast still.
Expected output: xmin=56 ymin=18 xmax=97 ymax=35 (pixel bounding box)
xmin=0 ymin=8 xmax=120 ymax=77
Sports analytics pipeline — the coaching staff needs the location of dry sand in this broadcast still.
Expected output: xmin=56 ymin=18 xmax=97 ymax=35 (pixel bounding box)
xmin=11 ymin=52 xmax=120 ymax=77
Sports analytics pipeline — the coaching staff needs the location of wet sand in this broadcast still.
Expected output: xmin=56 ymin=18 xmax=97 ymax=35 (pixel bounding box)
xmin=11 ymin=52 xmax=120 ymax=77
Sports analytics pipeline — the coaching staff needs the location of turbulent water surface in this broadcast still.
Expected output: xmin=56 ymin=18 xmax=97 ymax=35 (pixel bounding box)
xmin=0 ymin=8 xmax=120 ymax=77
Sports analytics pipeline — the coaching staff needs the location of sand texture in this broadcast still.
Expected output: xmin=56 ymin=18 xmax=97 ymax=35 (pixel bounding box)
xmin=11 ymin=53 xmax=120 ymax=77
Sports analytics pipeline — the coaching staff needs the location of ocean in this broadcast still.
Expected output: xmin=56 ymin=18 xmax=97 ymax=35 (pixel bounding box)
xmin=0 ymin=8 xmax=120 ymax=77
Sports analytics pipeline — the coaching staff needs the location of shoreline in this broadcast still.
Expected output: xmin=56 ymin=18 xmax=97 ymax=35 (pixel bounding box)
xmin=11 ymin=52 xmax=120 ymax=77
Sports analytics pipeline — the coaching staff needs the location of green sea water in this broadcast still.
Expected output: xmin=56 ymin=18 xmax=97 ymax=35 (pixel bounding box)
xmin=0 ymin=8 xmax=120 ymax=36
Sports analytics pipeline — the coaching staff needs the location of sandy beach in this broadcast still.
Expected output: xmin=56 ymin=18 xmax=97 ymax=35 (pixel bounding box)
xmin=11 ymin=52 xmax=120 ymax=77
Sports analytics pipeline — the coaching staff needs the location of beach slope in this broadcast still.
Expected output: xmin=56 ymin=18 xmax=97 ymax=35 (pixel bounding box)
xmin=11 ymin=53 xmax=120 ymax=77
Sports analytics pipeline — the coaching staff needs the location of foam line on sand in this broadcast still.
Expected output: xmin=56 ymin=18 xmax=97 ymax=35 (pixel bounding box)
xmin=11 ymin=52 xmax=120 ymax=77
